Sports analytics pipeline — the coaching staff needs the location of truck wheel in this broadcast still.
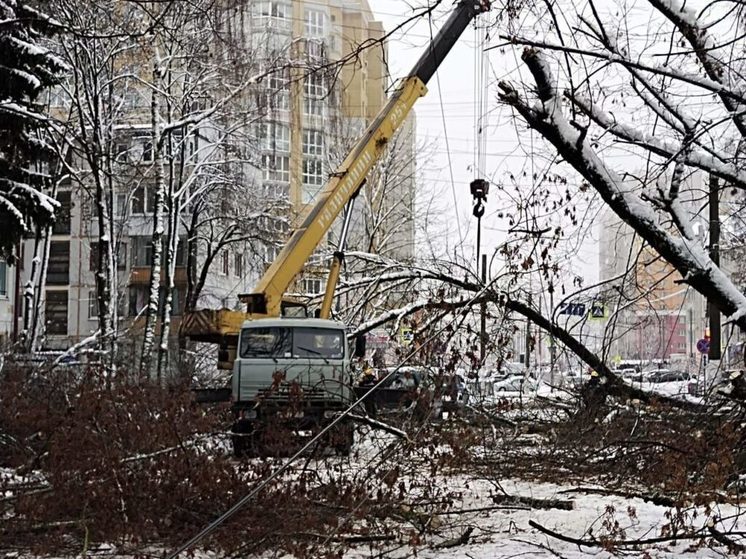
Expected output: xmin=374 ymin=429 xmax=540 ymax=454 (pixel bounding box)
xmin=231 ymin=418 xmax=254 ymax=458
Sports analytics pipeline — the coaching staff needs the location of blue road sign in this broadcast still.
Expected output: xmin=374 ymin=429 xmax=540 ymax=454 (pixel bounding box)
xmin=696 ymin=338 xmax=710 ymax=354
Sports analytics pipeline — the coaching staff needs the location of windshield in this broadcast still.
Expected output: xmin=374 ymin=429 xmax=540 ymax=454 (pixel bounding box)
xmin=293 ymin=327 xmax=344 ymax=359
xmin=239 ymin=326 xmax=344 ymax=359
xmin=239 ymin=327 xmax=291 ymax=358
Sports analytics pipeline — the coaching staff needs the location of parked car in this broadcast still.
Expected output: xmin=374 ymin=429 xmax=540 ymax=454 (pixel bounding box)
xmin=559 ymin=369 xmax=586 ymax=389
xmin=648 ymin=369 xmax=691 ymax=383
xmin=620 ymin=369 xmax=647 ymax=383
xmin=493 ymin=375 xmax=535 ymax=393
xmin=354 ymin=366 xmax=432 ymax=411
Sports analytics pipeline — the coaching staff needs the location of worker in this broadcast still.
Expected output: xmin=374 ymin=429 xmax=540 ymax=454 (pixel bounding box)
xmin=359 ymin=362 xmax=376 ymax=386
xmin=395 ymin=370 xmax=418 ymax=409
xmin=588 ymin=369 xmax=600 ymax=386
xmin=582 ymin=367 xmax=606 ymax=419
xmin=358 ymin=362 xmax=378 ymax=418
xmin=401 ymin=370 xmax=417 ymax=390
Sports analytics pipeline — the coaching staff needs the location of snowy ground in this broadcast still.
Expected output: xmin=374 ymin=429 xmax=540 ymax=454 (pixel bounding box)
xmin=268 ymin=421 xmax=744 ymax=559
xmin=4 ymin=385 xmax=742 ymax=559
xmin=340 ymin=475 xmax=742 ymax=558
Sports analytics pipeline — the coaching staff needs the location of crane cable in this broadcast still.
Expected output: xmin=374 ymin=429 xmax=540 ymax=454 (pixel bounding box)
xmin=429 ymin=12 xmax=466 ymax=262
xmin=472 ymin=16 xmax=489 ymax=276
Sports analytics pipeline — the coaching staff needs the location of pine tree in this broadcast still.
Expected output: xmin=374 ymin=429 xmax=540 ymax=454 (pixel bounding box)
xmin=0 ymin=0 xmax=67 ymax=261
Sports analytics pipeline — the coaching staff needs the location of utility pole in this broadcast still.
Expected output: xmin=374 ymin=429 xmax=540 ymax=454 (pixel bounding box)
xmin=480 ymin=253 xmax=486 ymax=363
xmin=525 ymin=293 xmax=532 ymax=370
xmin=470 ymin=178 xmax=489 ymax=367
xmin=549 ymin=288 xmax=556 ymax=390
xmin=708 ymin=174 xmax=721 ymax=361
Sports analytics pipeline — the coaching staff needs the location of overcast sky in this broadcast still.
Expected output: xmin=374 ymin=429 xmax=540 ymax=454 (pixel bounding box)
xmin=368 ymin=1 xmax=601 ymax=286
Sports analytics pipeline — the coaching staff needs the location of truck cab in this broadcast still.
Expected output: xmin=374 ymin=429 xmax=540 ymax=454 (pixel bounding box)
xmin=231 ymin=318 xmax=354 ymax=455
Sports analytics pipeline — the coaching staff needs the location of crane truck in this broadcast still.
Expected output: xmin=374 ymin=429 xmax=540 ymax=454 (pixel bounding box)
xmin=181 ymin=0 xmax=491 ymax=455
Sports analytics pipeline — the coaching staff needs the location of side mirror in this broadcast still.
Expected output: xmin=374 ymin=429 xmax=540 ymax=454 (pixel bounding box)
xmin=353 ymin=335 xmax=366 ymax=359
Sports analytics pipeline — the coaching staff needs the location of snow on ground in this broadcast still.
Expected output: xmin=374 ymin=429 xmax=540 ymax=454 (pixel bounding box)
xmin=263 ymin=426 xmax=744 ymax=559
xmin=341 ymin=475 xmax=742 ymax=558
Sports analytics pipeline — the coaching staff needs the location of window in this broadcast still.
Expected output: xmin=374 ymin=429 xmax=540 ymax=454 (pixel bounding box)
xmin=239 ymin=326 xmax=343 ymax=359
xmin=48 ymin=241 xmax=69 ymax=285
xmin=302 ymin=129 xmax=324 ymax=156
xmin=305 ymin=9 xmax=325 ymax=37
xmin=88 ymin=289 xmax=98 ymax=319
xmin=240 ymin=327 xmax=291 ymax=358
xmin=171 ymin=287 xmax=182 ymax=315
xmin=0 ymin=261 xmax=6 ymax=297
xmin=253 ymin=1 xmax=290 ymax=28
xmin=235 ymin=253 xmax=244 ymax=277
xmin=304 ymin=96 xmax=324 ymax=117
xmin=260 ymin=122 xmax=290 ymax=152
xmin=116 ymin=193 xmax=127 ymax=217
xmin=266 ymin=244 xmax=280 ymax=263
xmin=131 ymin=186 xmax=155 ymax=215
xmin=302 ymin=277 xmax=323 ymax=294
xmin=305 ymin=73 xmax=325 ymax=98
xmin=262 ymin=154 xmax=290 ymax=182
xmin=127 ymin=286 xmax=181 ymax=318
xmin=174 ymin=239 xmax=187 ymax=266
xmin=45 ymin=290 xmax=68 ymax=335
xmin=306 ymin=39 xmax=326 ymax=59
xmin=131 ymin=236 xmax=154 ymax=267
xmin=274 ymin=91 xmax=290 ymax=111
xmin=48 ymin=86 xmax=66 ymax=107
xmin=257 ymin=90 xmax=290 ymax=112
xmin=115 ymin=142 xmax=129 ymax=162
xmin=303 ymin=158 xmax=324 ymax=186
xmin=221 ymin=250 xmax=229 ymax=275
xmin=129 ymin=237 xmax=183 ymax=267
xmin=133 ymin=137 xmax=153 ymax=162
xmin=123 ymin=90 xmax=145 ymax=109
xmin=302 ymin=185 xmax=321 ymax=204
xmin=132 ymin=187 xmax=145 ymax=214
xmin=262 ymin=182 xmax=289 ymax=199
xmin=268 ymin=67 xmax=290 ymax=91
xmin=52 ymin=191 xmax=71 ymax=235
xmin=293 ymin=327 xmax=343 ymax=359
xmin=128 ymin=285 xmax=147 ymax=318
xmin=142 ymin=140 xmax=153 ymax=162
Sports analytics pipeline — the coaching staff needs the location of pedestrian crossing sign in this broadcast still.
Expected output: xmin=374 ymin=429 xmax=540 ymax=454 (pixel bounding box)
xmin=589 ymin=301 xmax=607 ymax=320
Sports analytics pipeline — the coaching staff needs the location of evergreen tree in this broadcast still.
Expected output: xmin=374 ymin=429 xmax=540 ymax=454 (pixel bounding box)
xmin=0 ymin=0 xmax=66 ymax=261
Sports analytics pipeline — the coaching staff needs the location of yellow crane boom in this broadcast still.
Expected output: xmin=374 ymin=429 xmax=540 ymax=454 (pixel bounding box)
xmin=181 ymin=0 xmax=490 ymax=368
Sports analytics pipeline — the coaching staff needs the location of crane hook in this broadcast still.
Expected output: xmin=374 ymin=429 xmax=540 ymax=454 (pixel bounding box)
xmin=473 ymin=200 xmax=485 ymax=218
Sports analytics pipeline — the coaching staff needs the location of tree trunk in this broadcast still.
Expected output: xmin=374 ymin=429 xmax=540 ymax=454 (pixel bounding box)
xmin=140 ymin=51 xmax=166 ymax=378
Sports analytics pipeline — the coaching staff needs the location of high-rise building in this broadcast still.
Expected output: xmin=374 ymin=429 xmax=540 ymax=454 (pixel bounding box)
xmin=242 ymin=0 xmax=417 ymax=294
xmin=0 ymin=0 xmax=416 ymax=349
xmin=597 ymin=175 xmax=706 ymax=363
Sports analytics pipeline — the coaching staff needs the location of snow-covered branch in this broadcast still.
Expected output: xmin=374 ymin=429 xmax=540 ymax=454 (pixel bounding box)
xmin=568 ymin=93 xmax=746 ymax=188
xmin=647 ymin=0 xmax=746 ymax=139
xmin=499 ymin=48 xmax=746 ymax=330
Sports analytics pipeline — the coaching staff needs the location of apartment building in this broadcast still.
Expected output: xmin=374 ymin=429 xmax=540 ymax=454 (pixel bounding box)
xmin=597 ymin=174 xmax=707 ymax=363
xmin=243 ymin=0 xmax=417 ymax=295
xmin=0 ymin=0 xmax=416 ymax=348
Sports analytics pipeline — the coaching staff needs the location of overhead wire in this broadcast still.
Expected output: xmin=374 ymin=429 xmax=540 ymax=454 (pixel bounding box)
xmin=428 ymin=11 xmax=466 ymax=263
xmin=166 ymin=274 xmax=497 ymax=559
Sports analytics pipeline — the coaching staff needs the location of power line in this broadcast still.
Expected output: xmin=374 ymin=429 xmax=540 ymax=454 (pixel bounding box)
xmin=166 ymin=280 xmax=492 ymax=558
xmin=429 ymin=13 xmax=465 ymax=262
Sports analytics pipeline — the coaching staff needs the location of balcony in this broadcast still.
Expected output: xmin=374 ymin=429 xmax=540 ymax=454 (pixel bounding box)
xmin=129 ymin=266 xmax=187 ymax=285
